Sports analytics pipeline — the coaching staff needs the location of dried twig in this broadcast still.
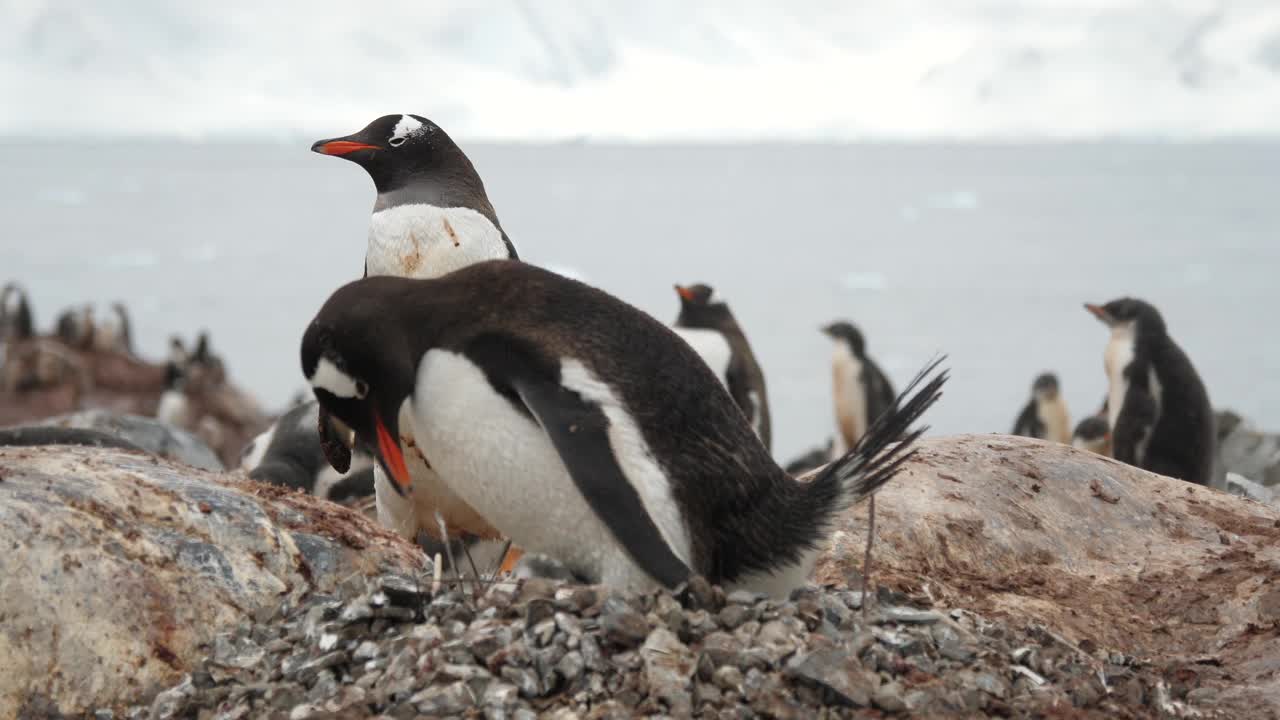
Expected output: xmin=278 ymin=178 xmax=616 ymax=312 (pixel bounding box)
xmin=862 ymin=494 xmax=876 ymax=622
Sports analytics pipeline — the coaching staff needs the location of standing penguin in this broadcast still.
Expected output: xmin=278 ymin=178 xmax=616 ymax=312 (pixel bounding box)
xmin=1086 ymin=298 xmax=1214 ymax=485
xmin=1010 ymin=372 xmax=1072 ymax=444
xmin=301 ymin=262 xmax=947 ymax=596
xmin=822 ymin=321 xmax=897 ymax=456
xmin=671 ymin=283 xmax=771 ymax=451
xmin=312 ymin=114 xmax=517 ymax=555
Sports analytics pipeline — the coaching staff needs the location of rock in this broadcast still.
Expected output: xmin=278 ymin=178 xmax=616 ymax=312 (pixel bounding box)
xmin=0 ymin=444 xmax=425 ymax=718
xmin=784 ymin=647 xmax=876 ymax=707
xmin=1213 ymin=410 xmax=1280 ymax=492
xmin=816 ymin=434 xmax=1280 ymax=716
xmin=29 ymin=410 xmax=224 ymax=471
xmin=599 ymin=598 xmax=649 ymax=648
xmin=641 ymin=628 xmax=696 ymax=715
xmin=411 ymin=681 xmax=475 ymax=715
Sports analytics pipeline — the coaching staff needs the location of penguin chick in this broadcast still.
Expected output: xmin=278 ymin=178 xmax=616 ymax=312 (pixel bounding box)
xmin=1010 ymin=372 xmax=1072 ymax=444
xmin=301 ymin=261 xmax=948 ymax=596
xmin=1072 ymin=415 xmax=1111 ymax=456
xmin=1086 ymin=298 xmax=1214 ymax=485
xmin=821 ymin=321 xmax=897 ymax=457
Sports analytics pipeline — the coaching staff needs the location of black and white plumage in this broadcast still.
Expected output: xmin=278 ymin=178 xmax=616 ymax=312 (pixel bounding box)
xmin=240 ymin=399 xmax=375 ymax=503
xmin=312 ymin=113 xmax=519 ymax=547
xmin=821 ymin=321 xmax=897 ymax=457
xmin=0 ymin=283 xmax=34 ymax=343
xmin=1072 ymin=415 xmax=1111 ymax=456
xmin=1086 ymin=298 xmax=1214 ymax=485
xmin=672 ymin=283 xmax=771 ymax=451
xmin=301 ymin=261 xmax=947 ymax=595
xmin=1010 ymin=372 xmax=1072 ymax=444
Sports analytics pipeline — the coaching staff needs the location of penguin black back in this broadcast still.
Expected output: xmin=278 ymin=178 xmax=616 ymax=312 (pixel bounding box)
xmin=303 ymin=261 xmax=947 ymax=588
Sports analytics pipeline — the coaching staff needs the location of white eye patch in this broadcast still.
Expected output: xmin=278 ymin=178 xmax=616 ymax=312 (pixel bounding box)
xmin=389 ymin=115 xmax=424 ymax=147
xmin=310 ymin=357 xmax=361 ymax=398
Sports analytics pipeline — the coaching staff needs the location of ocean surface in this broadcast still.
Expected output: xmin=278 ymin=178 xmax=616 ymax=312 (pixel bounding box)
xmin=2 ymin=140 xmax=1277 ymax=461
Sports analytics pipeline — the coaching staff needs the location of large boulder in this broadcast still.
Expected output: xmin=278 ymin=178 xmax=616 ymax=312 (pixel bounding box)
xmin=25 ymin=410 xmax=225 ymax=471
xmin=0 ymin=445 xmax=426 ymax=719
xmin=818 ymin=434 xmax=1280 ymax=716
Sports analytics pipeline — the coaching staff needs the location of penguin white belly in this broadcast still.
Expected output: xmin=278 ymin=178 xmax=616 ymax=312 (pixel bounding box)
xmin=411 ymin=350 xmax=690 ymax=592
xmin=1104 ymin=326 xmax=1136 ymax=433
xmin=831 ymin=343 xmax=867 ymax=452
xmin=672 ymin=328 xmax=731 ymax=389
xmin=366 ymin=204 xmax=509 ymax=279
xmin=374 ymin=401 xmax=499 ymax=542
xmin=156 ymin=390 xmax=191 ymax=429
xmin=1037 ymin=398 xmax=1072 ymax=445
xmin=239 ymin=423 xmax=275 ymax=470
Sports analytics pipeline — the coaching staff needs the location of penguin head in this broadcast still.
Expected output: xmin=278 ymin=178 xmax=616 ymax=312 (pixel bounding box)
xmin=311 ymin=114 xmax=464 ymax=193
xmin=1072 ymin=415 xmax=1111 ymax=455
xmin=1031 ymin=372 xmax=1060 ymax=400
xmin=1085 ymin=298 xmax=1166 ymax=336
xmin=674 ymin=283 xmax=732 ymax=326
xmin=821 ymin=321 xmax=866 ymax=357
xmin=301 ymin=280 xmax=417 ymax=495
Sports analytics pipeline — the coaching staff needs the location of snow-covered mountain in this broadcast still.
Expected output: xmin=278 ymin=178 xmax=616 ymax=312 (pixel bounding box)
xmin=3 ymin=0 xmax=1280 ymax=140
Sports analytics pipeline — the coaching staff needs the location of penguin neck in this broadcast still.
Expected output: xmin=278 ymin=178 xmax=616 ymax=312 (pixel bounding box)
xmin=374 ymin=177 xmax=500 ymax=230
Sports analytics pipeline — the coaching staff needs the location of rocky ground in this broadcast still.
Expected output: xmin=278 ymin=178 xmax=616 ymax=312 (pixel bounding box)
xmin=103 ymin=571 xmax=1210 ymax=720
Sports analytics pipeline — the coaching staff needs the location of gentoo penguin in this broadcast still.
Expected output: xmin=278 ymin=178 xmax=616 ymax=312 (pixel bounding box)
xmin=240 ymin=399 xmax=376 ymax=502
xmin=0 ymin=283 xmax=34 ymax=342
xmin=1072 ymin=416 xmax=1111 ymax=456
xmin=1010 ymin=372 xmax=1072 ymax=444
xmin=822 ymin=321 xmax=897 ymax=456
xmin=312 ymin=113 xmax=518 ymax=277
xmin=671 ymin=283 xmax=771 ymax=451
xmin=1086 ymin=298 xmax=1214 ymax=485
xmin=300 ymin=261 xmax=947 ymax=595
xmin=312 ymin=114 xmax=517 ymax=552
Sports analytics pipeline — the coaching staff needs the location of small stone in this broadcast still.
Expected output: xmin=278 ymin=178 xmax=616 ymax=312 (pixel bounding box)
xmin=725 ymin=589 xmax=766 ymax=606
xmin=288 ymin=704 xmax=321 ymax=720
xmin=483 ymin=680 xmax=520 ymax=709
xmin=600 ymin=598 xmax=649 ymax=648
xmin=713 ymin=665 xmax=744 ymax=692
xmin=872 ymin=681 xmax=908 ymax=713
xmin=554 ymin=611 xmax=583 ymax=637
xmin=501 ymin=665 xmax=542 ymax=698
xmin=557 ymin=650 xmax=585 ymax=683
xmin=149 ymin=676 xmax=195 ymax=720
xmin=352 ymin=641 xmax=380 ymax=662
xmin=718 ymin=604 xmax=751 ymax=630
xmin=784 ymin=648 xmax=875 ymax=707
xmin=879 ymin=606 xmax=943 ymax=625
xmin=339 ymin=600 xmax=373 ymax=624
xmin=701 ymin=632 xmax=742 ymax=667
xmin=519 ymin=577 xmax=558 ymax=603
xmin=317 ymin=633 xmax=339 ymax=652
xmin=642 ymin=628 xmax=696 ymax=715
xmin=411 ymin=681 xmax=475 ymax=715
xmin=525 ymin=597 xmax=556 ymax=626
xmin=676 ymin=576 xmax=718 ymax=611
xmin=974 ymin=672 xmax=1009 ymax=699
xmin=580 ymin=633 xmax=607 ymax=672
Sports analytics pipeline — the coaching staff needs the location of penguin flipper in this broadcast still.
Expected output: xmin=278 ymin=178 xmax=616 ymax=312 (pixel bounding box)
xmin=1112 ymin=382 xmax=1157 ymax=466
xmin=464 ymin=335 xmax=690 ymax=589
xmin=1011 ymin=400 xmax=1038 ymax=437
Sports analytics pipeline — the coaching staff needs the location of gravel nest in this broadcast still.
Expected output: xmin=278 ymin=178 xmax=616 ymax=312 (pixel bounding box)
xmin=116 ymin=573 xmax=1216 ymax=719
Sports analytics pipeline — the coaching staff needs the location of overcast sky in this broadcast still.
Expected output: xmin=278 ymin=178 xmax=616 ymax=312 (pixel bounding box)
xmin=4 ymin=0 xmax=1280 ymax=140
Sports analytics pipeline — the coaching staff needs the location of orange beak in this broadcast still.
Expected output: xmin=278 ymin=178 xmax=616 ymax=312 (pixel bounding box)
xmin=1084 ymin=303 xmax=1108 ymax=321
xmin=498 ymin=546 xmax=525 ymax=575
xmin=674 ymin=285 xmax=695 ymax=301
xmin=313 ymin=140 xmax=381 ymax=156
xmin=375 ymin=415 xmax=411 ymax=494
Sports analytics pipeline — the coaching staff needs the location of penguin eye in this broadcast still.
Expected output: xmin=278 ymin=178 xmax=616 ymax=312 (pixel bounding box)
xmin=388 ymin=137 xmax=405 ymax=148
xmin=355 ymin=380 xmax=369 ymax=399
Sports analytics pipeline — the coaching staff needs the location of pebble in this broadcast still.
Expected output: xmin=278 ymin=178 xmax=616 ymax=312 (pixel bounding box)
xmin=116 ymin=573 xmax=1208 ymax=719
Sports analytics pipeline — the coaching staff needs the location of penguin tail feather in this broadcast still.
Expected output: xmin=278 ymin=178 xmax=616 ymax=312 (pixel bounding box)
xmin=811 ymin=355 xmax=948 ymax=511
